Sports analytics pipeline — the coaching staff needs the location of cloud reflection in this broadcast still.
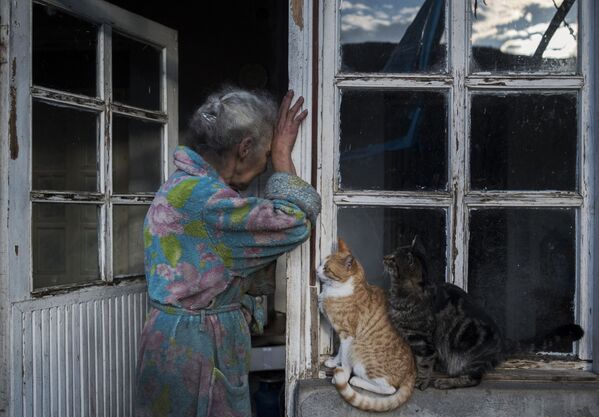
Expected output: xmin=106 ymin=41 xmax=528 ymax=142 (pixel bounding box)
xmin=340 ymin=0 xmax=577 ymax=60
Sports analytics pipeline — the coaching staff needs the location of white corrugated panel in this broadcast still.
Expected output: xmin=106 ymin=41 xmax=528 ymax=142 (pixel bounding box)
xmin=12 ymin=285 xmax=148 ymax=417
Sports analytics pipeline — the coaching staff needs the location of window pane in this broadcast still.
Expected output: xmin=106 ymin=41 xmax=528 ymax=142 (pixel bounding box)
xmin=33 ymin=3 xmax=98 ymax=96
xmin=468 ymin=208 xmax=576 ymax=353
xmin=113 ymin=32 xmax=162 ymax=110
xmin=340 ymin=90 xmax=447 ymax=191
xmin=33 ymin=203 xmax=100 ymax=289
xmin=470 ymin=93 xmax=577 ymax=191
xmin=471 ymin=0 xmax=577 ymax=73
xmin=113 ymin=205 xmax=148 ymax=278
xmin=340 ymin=0 xmax=446 ymax=73
xmin=33 ymin=101 xmax=98 ymax=192
xmin=113 ymin=116 xmax=162 ymax=194
xmin=337 ymin=207 xmax=446 ymax=288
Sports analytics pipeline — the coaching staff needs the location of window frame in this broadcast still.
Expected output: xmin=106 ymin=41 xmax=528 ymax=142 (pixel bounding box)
xmin=7 ymin=0 xmax=178 ymax=300
xmin=317 ymin=0 xmax=594 ymax=363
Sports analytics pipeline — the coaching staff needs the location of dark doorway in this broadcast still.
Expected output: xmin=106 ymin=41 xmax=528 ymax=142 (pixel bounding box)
xmin=107 ymin=0 xmax=289 ymax=133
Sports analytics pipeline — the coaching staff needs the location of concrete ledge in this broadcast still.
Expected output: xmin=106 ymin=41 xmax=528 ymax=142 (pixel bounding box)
xmin=295 ymin=377 xmax=599 ymax=417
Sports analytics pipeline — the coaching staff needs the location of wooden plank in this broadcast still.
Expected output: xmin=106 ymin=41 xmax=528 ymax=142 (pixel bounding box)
xmin=71 ymin=304 xmax=81 ymax=417
xmin=592 ymin=0 xmax=599 ymax=374
xmin=334 ymin=192 xmax=452 ymax=207
xmin=57 ymin=307 xmax=66 ymax=417
xmin=110 ymin=103 xmax=167 ymax=123
xmin=38 ymin=0 xmax=177 ymax=48
xmin=578 ymin=0 xmax=594 ymax=361
xmin=449 ymin=0 xmax=468 ymax=289
xmin=466 ymin=76 xmax=583 ymax=89
xmin=31 ymin=87 xmax=104 ymax=111
xmin=337 ymin=77 xmax=452 ymax=89
xmin=32 ymin=310 xmax=42 ymax=417
xmin=465 ymin=192 xmax=583 ymax=207
xmin=0 ymin=0 xmax=10 ymax=412
xmin=49 ymin=308 xmax=58 ymax=416
xmin=18 ymin=308 xmax=31 ymax=417
xmin=286 ymin=0 xmax=318 ymax=414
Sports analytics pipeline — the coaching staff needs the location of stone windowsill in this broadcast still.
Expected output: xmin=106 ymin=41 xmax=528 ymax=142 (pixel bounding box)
xmin=296 ymin=367 xmax=599 ymax=417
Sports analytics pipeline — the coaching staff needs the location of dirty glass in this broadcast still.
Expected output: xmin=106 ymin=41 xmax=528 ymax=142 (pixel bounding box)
xmin=468 ymin=208 xmax=576 ymax=353
xmin=470 ymin=93 xmax=577 ymax=191
xmin=339 ymin=0 xmax=446 ymax=73
xmin=112 ymin=115 xmax=162 ymax=194
xmin=33 ymin=3 xmax=98 ymax=96
xmin=337 ymin=207 xmax=446 ymax=289
xmin=33 ymin=203 xmax=100 ymax=289
xmin=113 ymin=205 xmax=148 ymax=278
xmin=32 ymin=101 xmax=98 ymax=192
xmin=113 ymin=32 xmax=162 ymax=110
xmin=339 ymin=89 xmax=447 ymax=191
xmin=471 ymin=0 xmax=578 ymax=73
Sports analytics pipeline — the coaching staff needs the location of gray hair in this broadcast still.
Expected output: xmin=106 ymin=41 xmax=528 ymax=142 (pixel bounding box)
xmin=189 ymin=86 xmax=277 ymax=153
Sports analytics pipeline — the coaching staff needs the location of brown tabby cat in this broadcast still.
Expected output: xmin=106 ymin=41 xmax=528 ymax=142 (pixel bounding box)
xmin=317 ymin=239 xmax=416 ymax=412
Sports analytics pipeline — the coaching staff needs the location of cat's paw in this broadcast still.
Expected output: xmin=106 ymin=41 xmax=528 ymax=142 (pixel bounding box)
xmin=416 ymin=378 xmax=431 ymax=391
xmin=324 ymin=357 xmax=340 ymax=368
xmin=432 ymin=378 xmax=454 ymax=390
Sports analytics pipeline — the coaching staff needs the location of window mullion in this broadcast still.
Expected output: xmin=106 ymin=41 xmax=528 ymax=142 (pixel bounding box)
xmin=577 ymin=0 xmax=593 ymax=360
xmin=99 ymin=23 xmax=113 ymax=282
xmin=448 ymin=0 xmax=468 ymax=288
xmin=466 ymin=76 xmax=583 ymax=89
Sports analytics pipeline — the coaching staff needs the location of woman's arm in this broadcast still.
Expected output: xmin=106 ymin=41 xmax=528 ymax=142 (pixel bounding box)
xmin=202 ymin=174 xmax=320 ymax=277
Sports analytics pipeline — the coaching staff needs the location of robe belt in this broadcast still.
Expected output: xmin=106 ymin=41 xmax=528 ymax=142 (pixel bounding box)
xmin=149 ymin=299 xmax=241 ymax=331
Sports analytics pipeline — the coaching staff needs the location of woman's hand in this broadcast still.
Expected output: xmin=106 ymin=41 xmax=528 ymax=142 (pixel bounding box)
xmin=271 ymin=90 xmax=308 ymax=175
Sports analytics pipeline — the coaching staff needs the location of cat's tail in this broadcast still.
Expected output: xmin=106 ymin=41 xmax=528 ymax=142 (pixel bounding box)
xmin=333 ymin=368 xmax=415 ymax=412
xmin=505 ymin=324 xmax=584 ymax=354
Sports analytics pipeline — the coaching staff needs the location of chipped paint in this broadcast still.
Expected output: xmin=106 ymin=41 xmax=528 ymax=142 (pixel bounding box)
xmin=0 ymin=26 xmax=7 ymax=65
xmin=31 ymin=86 xmax=104 ymax=110
xmin=9 ymin=58 xmax=17 ymax=159
xmin=291 ymin=0 xmax=303 ymax=30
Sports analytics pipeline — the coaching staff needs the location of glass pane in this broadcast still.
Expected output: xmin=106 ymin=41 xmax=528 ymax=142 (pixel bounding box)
xmin=340 ymin=0 xmax=447 ymax=73
xmin=33 ymin=101 xmax=98 ymax=192
xmin=33 ymin=203 xmax=100 ymax=289
xmin=340 ymin=90 xmax=447 ymax=191
xmin=470 ymin=93 xmax=577 ymax=191
xmin=33 ymin=3 xmax=98 ymax=96
xmin=113 ymin=205 xmax=148 ymax=277
xmin=468 ymin=208 xmax=576 ymax=353
xmin=471 ymin=0 xmax=577 ymax=73
xmin=113 ymin=32 xmax=162 ymax=110
xmin=337 ymin=207 xmax=446 ymax=288
xmin=113 ymin=116 xmax=162 ymax=194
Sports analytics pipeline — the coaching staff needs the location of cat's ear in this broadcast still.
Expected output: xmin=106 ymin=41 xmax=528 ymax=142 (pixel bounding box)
xmin=344 ymin=255 xmax=354 ymax=270
xmin=338 ymin=238 xmax=350 ymax=253
xmin=411 ymin=235 xmax=426 ymax=256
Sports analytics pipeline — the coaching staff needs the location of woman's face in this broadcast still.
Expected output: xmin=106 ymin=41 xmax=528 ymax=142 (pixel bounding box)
xmin=229 ymin=139 xmax=271 ymax=191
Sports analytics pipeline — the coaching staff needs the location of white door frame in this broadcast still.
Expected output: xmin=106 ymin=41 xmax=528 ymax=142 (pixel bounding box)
xmin=285 ymin=0 xmax=322 ymax=415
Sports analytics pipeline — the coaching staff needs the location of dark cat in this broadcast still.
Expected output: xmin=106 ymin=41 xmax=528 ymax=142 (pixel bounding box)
xmin=385 ymin=237 xmax=585 ymax=390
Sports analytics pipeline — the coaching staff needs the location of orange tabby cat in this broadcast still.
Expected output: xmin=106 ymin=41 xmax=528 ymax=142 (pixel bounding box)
xmin=317 ymin=239 xmax=416 ymax=412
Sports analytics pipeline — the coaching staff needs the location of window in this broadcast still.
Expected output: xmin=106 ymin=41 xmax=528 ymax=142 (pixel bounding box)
xmin=17 ymin=1 xmax=177 ymax=293
xmin=319 ymin=0 xmax=592 ymax=361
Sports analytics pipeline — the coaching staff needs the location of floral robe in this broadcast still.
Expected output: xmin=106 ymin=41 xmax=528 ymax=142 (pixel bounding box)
xmin=135 ymin=146 xmax=320 ymax=417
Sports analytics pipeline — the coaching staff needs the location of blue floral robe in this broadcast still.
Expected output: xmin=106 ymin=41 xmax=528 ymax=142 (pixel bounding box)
xmin=135 ymin=146 xmax=321 ymax=417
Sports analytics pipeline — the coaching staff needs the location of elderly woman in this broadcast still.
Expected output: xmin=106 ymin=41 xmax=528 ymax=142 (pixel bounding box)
xmin=135 ymin=87 xmax=321 ymax=417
